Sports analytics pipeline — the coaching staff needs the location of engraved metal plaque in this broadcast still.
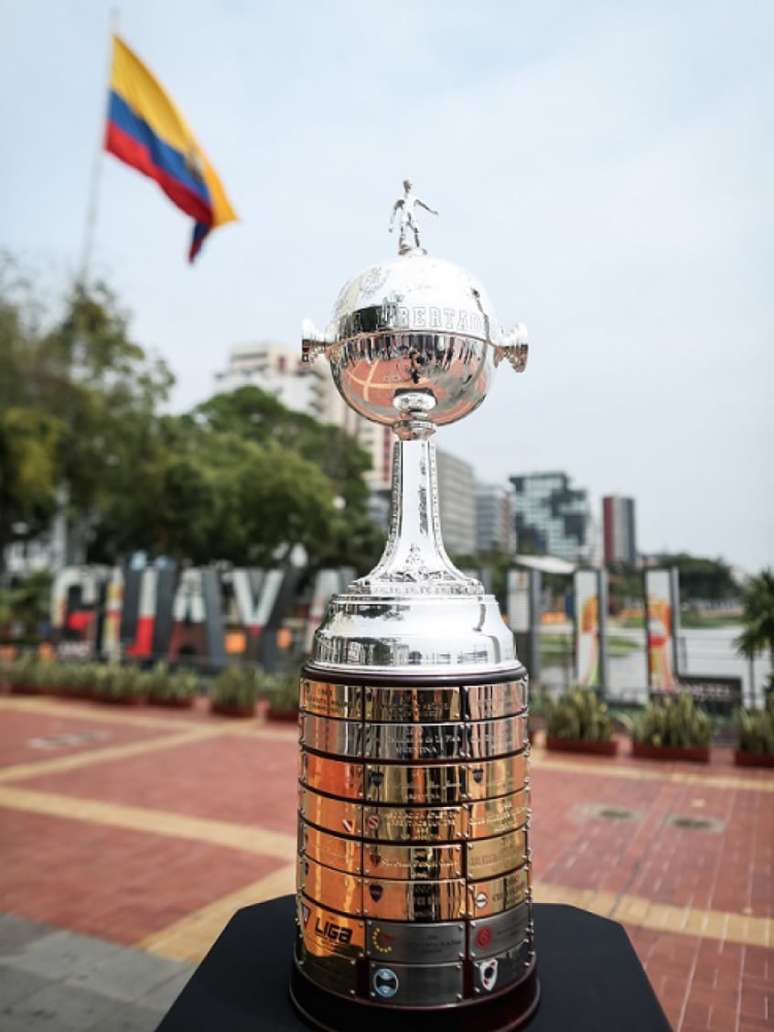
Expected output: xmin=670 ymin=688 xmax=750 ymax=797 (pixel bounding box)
xmin=300 ymin=679 xmax=362 ymax=720
xmin=300 ymin=787 xmax=362 ymax=837
xmin=363 ymin=843 xmax=463 ymax=880
xmin=364 ymin=722 xmax=466 ymax=761
xmin=297 ymin=946 xmax=358 ymax=996
xmin=467 ymin=715 xmax=527 ymax=759
xmin=300 ymin=714 xmax=363 ymax=757
xmin=467 ymin=867 xmax=530 ymax=917
xmin=464 ymin=754 xmax=527 ymax=801
xmin=365 ymin=762 xmax=465 ymax=805
xmin=299 ymin=856 xmax=362 ymax=915
xmin=466 ymin=788 xmax=529 ymax=840
xmin=466 ymin=829 xmax=527 ymax=881
xmin=362 ymin=877 xmax=466 ymax=921
xmin=369 ymin=960 xmax=463 ymax=1006
xmin=301 ymin=752 xmax=364 ymax=800
xmin=468 ymin=900 xmax=531 ymax=959
xmin=301 ymin=822 xmax=362 ymax=873
xmin=366 ymin=919 xmax=465 ymax=963
xmin=466 ymin=679 xmax=528 ymax=721
xmin=364 ymin=686 xmax=462 ymax=723
xmin=472 ymin=940 xmax=532 ymax=995
xmin=362 ymin=803 xmax=465 ymax=843
xmin=298 ymin=896 xmax=365 ymax=959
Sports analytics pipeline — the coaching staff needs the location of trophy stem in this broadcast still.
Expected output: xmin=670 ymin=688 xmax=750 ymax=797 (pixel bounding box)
xmin=357 ymin=420 xmax=481 ymax=594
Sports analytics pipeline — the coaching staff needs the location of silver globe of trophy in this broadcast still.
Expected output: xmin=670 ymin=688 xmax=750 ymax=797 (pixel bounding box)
xmin=290 ymin=182 xmax=538 ymax=1032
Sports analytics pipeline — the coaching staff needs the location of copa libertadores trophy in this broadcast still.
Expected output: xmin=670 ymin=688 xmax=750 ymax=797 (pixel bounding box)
xmin=291 ymin=181 xmax=538 ymax=1031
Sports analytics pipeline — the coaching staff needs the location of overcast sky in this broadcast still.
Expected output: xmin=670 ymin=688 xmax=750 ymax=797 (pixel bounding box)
xmin=2 ymin=0 xmax=772 ymax=571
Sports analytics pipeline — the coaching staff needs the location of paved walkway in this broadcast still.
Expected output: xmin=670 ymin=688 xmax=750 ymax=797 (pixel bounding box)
xmin=0 ymin=694 xmax=772 ymax=1031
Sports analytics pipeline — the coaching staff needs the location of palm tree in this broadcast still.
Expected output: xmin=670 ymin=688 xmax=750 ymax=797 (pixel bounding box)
xmin=735 ymin=569 xmax=774 ymax=691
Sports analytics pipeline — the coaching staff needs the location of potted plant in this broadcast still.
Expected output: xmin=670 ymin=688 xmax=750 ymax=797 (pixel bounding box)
xmin=48 ymin=662 xmax=90 ymax=698
xmin=735 ymin=705 xmax=774 ymax=768
xmin=631 ymin=693 xmax=712 ymax=762
xmin=264 ymin=672 xmax=300 ymax=722
xmin=94 ymin=664 xmax=149 ymax=706
xmin=148 ymin=663 xmax=198 ymax=708
xmin=545 ymin=688 xmax=618 ymax=755
xmin=210 ymin=666 xmax=259 ymax=717
xmin=67 ymin=663 xmax=102 ymax=700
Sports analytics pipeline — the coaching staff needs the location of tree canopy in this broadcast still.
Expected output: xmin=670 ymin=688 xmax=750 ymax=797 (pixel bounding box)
xmin=651 ymin=552 xmax=739 ymax=603
xmin=0 ymin=261 xmax=380 ymax=573
xmin=735 ymin=569 xmax=774 ymax=676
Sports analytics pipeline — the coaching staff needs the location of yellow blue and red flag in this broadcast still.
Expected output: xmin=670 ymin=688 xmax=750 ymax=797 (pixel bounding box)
xmin=105 ymin=35 xmax=237 ymax=261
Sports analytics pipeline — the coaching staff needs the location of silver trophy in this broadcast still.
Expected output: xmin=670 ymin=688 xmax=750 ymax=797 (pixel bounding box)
xmin=291 ymin=185 xmax=538 ymax=1032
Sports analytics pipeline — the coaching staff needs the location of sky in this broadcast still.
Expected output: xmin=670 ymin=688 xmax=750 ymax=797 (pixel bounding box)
xmin=2 ymin=0 xmax=773 ymax=571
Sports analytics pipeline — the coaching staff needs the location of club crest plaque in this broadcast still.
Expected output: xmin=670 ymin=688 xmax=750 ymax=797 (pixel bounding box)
xmin=290 ymin=184 xmax=539 ymax=1031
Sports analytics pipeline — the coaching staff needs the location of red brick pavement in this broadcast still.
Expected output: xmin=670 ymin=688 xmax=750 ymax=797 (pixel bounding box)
xmin=0 ymin=707 xmax=172 ymax=767
xmin=0 ymin=807 xmax=285 ymax=944
xmin=17 ymin=732 xmax=299 ymax=832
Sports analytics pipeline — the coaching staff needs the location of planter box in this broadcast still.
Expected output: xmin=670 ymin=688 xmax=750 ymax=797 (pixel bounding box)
xmin=150 ymin=697 xmax=195 ymax=709
xmin=10 ymin=684 xmax=40 ymax=696
xmin=267 ymin=708 xmax=299 ymax=723
xmin=546 ymin=736 xmax=618 ymax=756
xmin=98 ymin=695 xmax=148 ymax=707
xmin=211 ymin=701 xmax=256 ymax=718
xmin=734 ymin=750 xmax=774 ymax=769
xmin=632 ymin=742 xmax=710 ymax=763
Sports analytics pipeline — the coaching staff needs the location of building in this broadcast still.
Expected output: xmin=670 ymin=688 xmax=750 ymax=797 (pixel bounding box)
xmin=602 ymin=495 xmax=637 ymax=565
xmin=475 ymin=483 xmax=516 ymax=555
xmin=437 ymin=449 xmax=476 ymax=556
xmin=213 ymin=341 xmax=333 ymax=417
xmin=509 ymin=472 xmax=592 ymax=562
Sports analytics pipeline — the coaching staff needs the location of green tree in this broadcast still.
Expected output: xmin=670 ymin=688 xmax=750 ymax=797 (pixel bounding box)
xmin=190 ymin=387 xmax=382 ymax=571
xmin=193 ymin=386 xmax=371 ymax=512
xmin=0 ymin=265 xmax=173 ymax=570
xmin=654 ymin=552 xmax=739 ymax=603
xmin=735 ymin=569 xmax=774 ymax=687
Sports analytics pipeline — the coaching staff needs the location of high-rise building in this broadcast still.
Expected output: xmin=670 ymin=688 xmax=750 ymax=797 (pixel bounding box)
xmin=437 ymin=449 xmax=476 ymax=556
xmin=214 ymin=341 xmax=329 ymax=415
xmin=475 ymin=483 xmax=516 ymax=555
xmin=509 ymin=472 xmax=592 ymax=562
xmin=602 ymin=495 xmax=637 ymax=565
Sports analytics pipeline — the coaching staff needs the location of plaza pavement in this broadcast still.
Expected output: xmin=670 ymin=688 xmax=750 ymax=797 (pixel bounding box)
xmin=0 ymin=694 xmax=772 ymax=1031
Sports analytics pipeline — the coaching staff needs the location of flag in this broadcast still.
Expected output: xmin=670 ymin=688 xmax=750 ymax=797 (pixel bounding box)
xmin=105 ymin=35 xmax=237 ymax=261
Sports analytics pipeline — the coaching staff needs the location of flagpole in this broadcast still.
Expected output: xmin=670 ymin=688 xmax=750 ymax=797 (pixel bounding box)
xmin=78 ymin=6 xmax=120 ymax=287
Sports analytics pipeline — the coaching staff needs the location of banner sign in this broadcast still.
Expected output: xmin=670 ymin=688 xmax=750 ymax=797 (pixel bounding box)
xmin=574 ymin=570 xmax=600 ymax=688
xmin=645 ymin=568 xmax=679 ymax=690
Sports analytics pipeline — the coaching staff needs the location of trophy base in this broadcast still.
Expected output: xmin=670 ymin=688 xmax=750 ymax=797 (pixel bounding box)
xmin=289 ymin=959 xmax=540 ymax=1032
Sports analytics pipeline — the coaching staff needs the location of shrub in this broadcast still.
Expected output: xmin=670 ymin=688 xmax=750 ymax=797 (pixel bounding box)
xmin=545 ymin=688 xmax=614 ymax=743
xmin=94 ymin=664 xmax=149 ymax=703
xmin=144 ymin=662 xmax=198 ymax=704
xmin=4 ymin=653 xmax=45 ymax=692
xmin=211 ymin=666 xmax=260 ymax=711
xmin=263 ymin=672 xmax=300 ymax=714
xmin=736 ymin=707 xmax=774 ymax=756
xmin=633 ymin=693 xmax=712 ymax=748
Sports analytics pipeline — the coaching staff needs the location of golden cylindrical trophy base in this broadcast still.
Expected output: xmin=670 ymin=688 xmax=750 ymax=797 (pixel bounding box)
xmin=294 ymin=666 xmax=538 ymax=1027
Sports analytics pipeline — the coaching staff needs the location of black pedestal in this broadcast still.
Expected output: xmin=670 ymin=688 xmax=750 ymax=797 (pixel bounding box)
xmin=156 ymin=896 xmax=669 ymax=1032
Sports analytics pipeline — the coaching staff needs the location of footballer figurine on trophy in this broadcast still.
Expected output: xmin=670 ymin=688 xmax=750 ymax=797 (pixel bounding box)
xmin=291 ymin=182 xmax=537 ymax=1031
